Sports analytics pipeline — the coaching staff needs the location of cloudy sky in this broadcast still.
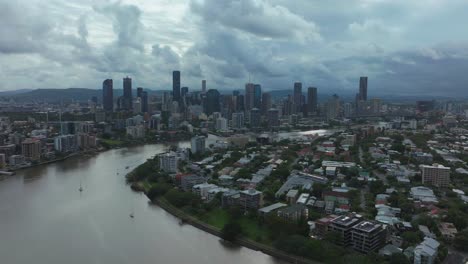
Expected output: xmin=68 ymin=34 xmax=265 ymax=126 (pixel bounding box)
xmin=1 ymin=0 xmax=468 ymax=96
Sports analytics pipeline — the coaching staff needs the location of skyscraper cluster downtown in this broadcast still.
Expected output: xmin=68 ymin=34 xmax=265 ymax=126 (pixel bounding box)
xmin=101 ymin=71 xmax=370 ymax=127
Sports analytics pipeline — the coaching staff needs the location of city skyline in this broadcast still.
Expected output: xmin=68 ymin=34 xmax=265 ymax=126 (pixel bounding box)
xmin=1 ymin=1 xmax=468 ymax=96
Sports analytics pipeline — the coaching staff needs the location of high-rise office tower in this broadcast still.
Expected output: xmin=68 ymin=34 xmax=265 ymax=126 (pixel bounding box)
xmin=232 ymin=90 xmax=240 ymax=96
xmin=326 ymin=94 xmax=340 ymax=120
xmin=359 ymin=77 xmax=368 ymax=101
xmin=102 ymin=79 xmax=113 ymax=112
xmin=237 ymin=94 xmax=245 ymax=112
xmin=307 ymin=87 xmax=317 ymax=114
xmin=204 ymin=89 xmax=220 ymax=115
xmin=141 ymin=91 xmax=148 ymax=113
xmin=254 ymin=84 xmax=262 ymax=109
xmin=231 ymin=112 xmax=245 ymax=129
xmin=181 ymin=87 xmax=189 ymax=98
xmin=173 ymin=71 xmax=181 ymax=102
xmin=137 ymin=87 xmax=143 ymax=98
xmin=202 ymin=80 xmax=206 ymax=93
xmin=123 ymin=76 xmax=133 ymax=110
xmin=261 ymin=93 xmax=272 ymax=115
xmin=267 ymin=108 xmax=279 ymax=127
xmin=293 ymin=82 xmax=302 ymax=113
xmin=245 ymin=83 xmax=255 ymax=111
xmin=249 ymin=108 xmax=261 ymax=128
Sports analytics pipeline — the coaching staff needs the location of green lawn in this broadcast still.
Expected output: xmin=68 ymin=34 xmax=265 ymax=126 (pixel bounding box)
xmin=199 ymin=208 xmax=230 ymax=229
xmin=197 ymin=208 xmax=273 ymax=244
xmin=101 ymin=139 xmax=124 ymax=146
xmin=238 ymin=217 xmax=273 ymax=244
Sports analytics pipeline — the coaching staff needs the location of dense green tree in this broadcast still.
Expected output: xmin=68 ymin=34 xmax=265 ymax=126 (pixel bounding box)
xmin=454 ymin=230 xmax=468 ymax=252
xmin=221 ymin=221 xmax=242 ymax=241
xmin=389 ymin=253 xmax=411 ymax=264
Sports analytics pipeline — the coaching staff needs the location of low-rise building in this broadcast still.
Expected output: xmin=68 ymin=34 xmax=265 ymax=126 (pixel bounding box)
xmin=286 ymin=189 xmax=299 ymax=204
xmin=351 ymin=221 xmax=386 ymax=254
xmin=276 ymin=172 xmax=327 ymax=197
xmin=410 ymin=186 xmax=438 ymax=203
xmin=328 ymin=213 xmax=363 ymax=247
xmin=192 ymin=183 xmax=218 ymax=199
xmin=277 ymin=204 xmax=308 ymax=222
xmin=414 ymin=237 xmax=440 ymax=264
xmin=178 ymin=174 xmax=206 ymax=191
xmin=239 ymin=189 xmax=263 ymax=210
xmin=438 ymin=222 xmax=458 ymax=241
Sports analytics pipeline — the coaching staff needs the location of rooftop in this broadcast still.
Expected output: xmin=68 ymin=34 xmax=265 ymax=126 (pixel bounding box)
xmin=353 ymin=221 xmax=382 ymax=233
xmin=331 ymin=214 xmax=362 ymax=227
xmin=258 ymin=203 xmax=287 ymax=214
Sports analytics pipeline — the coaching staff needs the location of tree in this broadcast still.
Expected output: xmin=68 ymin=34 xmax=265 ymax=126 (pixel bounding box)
xmin=221 ymin=221 xmax=242 ymax=241
xmin=454 ymin=230 xmax=468 ymax=252
xmin=389 ymin=253 xmax=410 ymax=264
xmin=147 ymin=183 xmax=171 ymax=200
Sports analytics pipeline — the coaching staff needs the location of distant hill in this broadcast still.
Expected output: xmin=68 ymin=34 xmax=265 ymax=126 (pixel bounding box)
xmin=0 ymin=89 xmax=33 ymax=96
xmin=2 ymin=88 xmax=172 ymax=103
xmin=8 ymin=88 xmax=101 ymax=103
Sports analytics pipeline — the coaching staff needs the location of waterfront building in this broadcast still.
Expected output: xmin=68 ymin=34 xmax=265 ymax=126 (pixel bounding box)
xmin=21 ymin=138 xmax=41 ymax=161
xmin=239 ymin=189 xmax=263 ymax=210
xmin=159 ymin=152 xmax=178 ymax=173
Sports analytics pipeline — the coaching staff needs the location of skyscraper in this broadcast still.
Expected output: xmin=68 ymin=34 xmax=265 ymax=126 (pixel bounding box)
xmin=102 ymin=79 xmax=113 ymax=112
xmin=249 ymin=108 xmax=261 ymax=128
xmin=254 ymin=84 xmax=262 ymax=109
xmin=245 ymin=83 xmax=255 ymax=111
xmin=261 ymin=93 xmax=272 ymax=115
xmin=204 ymin=89 xmax=220 ymax=116
xmin=307 ymin=87 xmax=317 ymax=114
xmin=359 ymin=77 xmax=368 ymax=101
xmin=137 ymin=87 xmax=143 ymax=98
xmin=123 ymin=76 xmax=133 ymax=110
xmin=267 ymin=108 xmax=279 ymax=127
xmin=181 ymin=87 xmax=189 ymax=98
xmin=293 ymin=82 xmax=302 ymax=113
xmin=173 ymin=71 xmax=181 ymax=102
xmin=141 ymin=91 xmax=148 ymax=113
xmin=202 ymin=80 xmax=206 ymax=93
xmin=237 ymin=94 xmax=245 ymax=112
xmin=231 ymin=112 xmax=245 ymax=129
xmin=326 ymin=94 xmax=340 ymax=120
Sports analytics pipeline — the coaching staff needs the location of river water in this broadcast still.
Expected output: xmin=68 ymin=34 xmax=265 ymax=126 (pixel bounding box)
xmin=0 ymin=142 xmax=285 ymax=264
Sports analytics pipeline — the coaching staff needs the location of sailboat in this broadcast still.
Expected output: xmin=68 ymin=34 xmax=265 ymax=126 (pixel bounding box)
xmin=79 ymin=179 xmax=83 ymax=192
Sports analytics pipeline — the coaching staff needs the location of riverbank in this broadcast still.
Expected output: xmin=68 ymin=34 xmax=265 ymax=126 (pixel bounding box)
xmin=152 ymin=197 xmax=320 ymax=264
xmin=9 ymin=152 xmax=82 ymax=172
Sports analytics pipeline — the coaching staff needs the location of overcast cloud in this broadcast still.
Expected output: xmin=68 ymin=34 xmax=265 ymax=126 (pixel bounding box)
xmin=0 ymin=0 xmax=467 ymax=96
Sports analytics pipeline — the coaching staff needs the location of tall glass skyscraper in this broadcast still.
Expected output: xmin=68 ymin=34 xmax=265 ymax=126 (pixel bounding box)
xmin=173 ymin=71 xmax=181 ymax=102
xmin=123 ymin=76 xmax=132 ymax=110
xmin=359 ymin=77 xmax=368 ymax=101
xmin=254 ymin=84 xmax=262 ymax=109
xmin=102 ymin=79 xmax=113 ymax=112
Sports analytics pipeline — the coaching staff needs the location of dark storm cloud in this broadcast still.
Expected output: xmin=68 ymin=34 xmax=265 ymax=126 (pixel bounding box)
xmin=1 ymin=0 xmax=468 ymax=96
